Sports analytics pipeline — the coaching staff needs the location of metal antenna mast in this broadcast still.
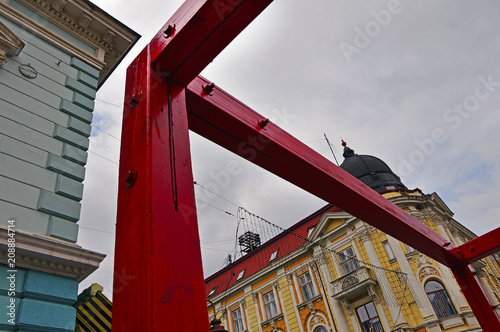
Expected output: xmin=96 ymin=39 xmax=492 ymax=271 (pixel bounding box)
xmin=324 ymin=133 xmax=339 ymax=166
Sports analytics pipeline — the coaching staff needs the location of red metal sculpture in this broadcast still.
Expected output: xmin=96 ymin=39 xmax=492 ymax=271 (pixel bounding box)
xmin=113 ymin=1 xmax=500 ymax=330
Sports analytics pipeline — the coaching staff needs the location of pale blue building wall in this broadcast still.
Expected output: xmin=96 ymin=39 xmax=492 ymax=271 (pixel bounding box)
xmin=0 ymin=1 xmax=103 ymax=330
xmin=0 ymin=13 xmax=99 ymax=243
xmin=0 ymin=265 xmax=78 ymax=331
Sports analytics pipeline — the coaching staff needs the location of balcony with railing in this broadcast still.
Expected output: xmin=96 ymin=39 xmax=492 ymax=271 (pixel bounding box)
xmin=331 ymin=265 xmax=377 ymax=301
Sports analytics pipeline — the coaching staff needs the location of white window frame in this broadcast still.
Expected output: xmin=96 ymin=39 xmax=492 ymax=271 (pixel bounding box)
xmin=232 ymin=307 xmax=244 ymax=332
xmin=338 ymin=246 xmax=359 ymax=275
xmin=237 ymin=269 xmax=245 ymax=281
xmin=263 ymin=290 xmax=278 ymax=320
xmin=299 ymin=271 xmax=316 ymax=301
xmin=405 ymin=243 xmax=416 ymax=253
xmin=270 ymin=249 xmax=278 ymax=262
xmin=208 ymin=286 xmax=217 ymax=297
xmin=383 ymin=241 xmax=395 ymax=260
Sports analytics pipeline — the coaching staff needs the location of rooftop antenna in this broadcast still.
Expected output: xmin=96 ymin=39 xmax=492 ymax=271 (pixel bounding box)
xmin=323 ymin=133 xmax=339 ymax=166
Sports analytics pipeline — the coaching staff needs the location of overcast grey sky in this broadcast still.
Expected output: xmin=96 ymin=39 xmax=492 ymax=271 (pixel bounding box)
xmin=77 ymin=0 xmax=500 ymax=297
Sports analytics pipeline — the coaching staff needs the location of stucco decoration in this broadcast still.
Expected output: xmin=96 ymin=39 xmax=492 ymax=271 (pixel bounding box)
xmin=418 ymin=265 xmax=441 ymax=282
xmin=0 ymin=21 xmax=25 ymax=67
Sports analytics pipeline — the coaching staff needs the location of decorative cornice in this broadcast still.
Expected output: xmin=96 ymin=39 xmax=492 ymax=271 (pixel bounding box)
xmin=8 ymin=0 xmax=140 ymax=86
xmin=359 ymin=229 xmax=372 ymax=243
xmin=0 ymin=2 xmax=104 ymax=70
xmin=78 ymin=13 xmax=93 ymax=29
xmin=51 ymin=0 xmax=67 ymax=12
xmin=0 ymin=226 xmax=106 ymax=282
xmin=0 ymin=53 xmax=6 ymax=67
xmin=0 ymin=20 xmax=25 ymax=67
xmin=18 ymin=0 xmax=114 ymax=51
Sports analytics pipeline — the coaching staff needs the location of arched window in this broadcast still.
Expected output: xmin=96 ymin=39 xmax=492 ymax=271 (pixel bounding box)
xmin=425 ymin=280 xmax=457 ymax=318
xmin=313 ymin=326 xmax=328 ymax=332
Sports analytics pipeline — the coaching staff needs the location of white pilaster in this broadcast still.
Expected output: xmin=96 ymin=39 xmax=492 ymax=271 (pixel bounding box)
xmin=360 ymin=229 xmax=408 ymax=329
xmin=386 ymin=235 xmax=438 ymax=322
xmin=314 ymin=248 xmax=350 ymax=332
xmin=287 ymin=275 xmax=305 ymax=332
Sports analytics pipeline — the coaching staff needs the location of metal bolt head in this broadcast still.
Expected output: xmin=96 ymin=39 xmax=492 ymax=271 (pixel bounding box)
xmin=129 ymin=93 xmax=141 ymax=109
xmin=259 ymin=118 xmax=270 ymax=128
xmin=203 ymin=82 xmax=216 ymax=95
xmin=125 ymin=169 xmax=138 ymax=188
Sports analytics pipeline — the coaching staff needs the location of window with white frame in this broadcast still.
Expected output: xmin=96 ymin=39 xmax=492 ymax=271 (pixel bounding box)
xmin=299 ymin=271 xmax=316 ymax=301
xmin=232 ymin=308 xmax=244 ymax=332
xmin=263 ymin=291 xmax=278 ymax=319
xmin=425 ymin=280 xmax=457 ymax=318
xmin=405 ymin=243 xmax=416 ymax=253
xmin=208 ymin=286 xmax=217 ymax=297
xmin=338 ymin=247 xmax=359 ymax=274
xmin=382 ymin=241 xmax=395 ymax=260
xmin=313 ymin=327 xmax=328 ymax=332
xmin=269 ymin=249 xmax=278 ymax=262
xmin=237 ymin=269 xmax=245 ymax=281
xmin=356 ymin=301 xmax=384 ymax=332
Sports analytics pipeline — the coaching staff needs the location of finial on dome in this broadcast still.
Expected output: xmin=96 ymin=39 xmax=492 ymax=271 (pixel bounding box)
xmin=342 ymin=140 xmax=355 ymax=158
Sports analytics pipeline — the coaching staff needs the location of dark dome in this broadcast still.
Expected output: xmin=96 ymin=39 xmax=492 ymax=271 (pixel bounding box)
xmin=340 ymin=143 xmax=406 ymax=193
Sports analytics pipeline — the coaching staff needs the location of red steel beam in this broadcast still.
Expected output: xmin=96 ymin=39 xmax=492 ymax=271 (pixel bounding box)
xmin=149 ymin=0 xmax=273 ymax=86
xmin=185 ymin=76 xmax=459 ymax=266
xmin=452 ymin=227 xmax=500 ymax=264
xmin=113 ymin=46 xmax=209 ymax=331
xmin=451 ymin=263 xmax=499 ymax=329
xmin=185 ymin=77 xmax=500 ymax=330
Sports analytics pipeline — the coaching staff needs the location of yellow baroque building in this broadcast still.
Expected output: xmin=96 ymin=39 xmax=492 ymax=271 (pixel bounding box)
xmin=205 ymin=144 xmax=500 ymax=332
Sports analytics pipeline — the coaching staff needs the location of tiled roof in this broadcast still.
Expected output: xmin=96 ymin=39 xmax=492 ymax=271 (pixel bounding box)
xmin=204 ymin=204 xmax=340 ymax=298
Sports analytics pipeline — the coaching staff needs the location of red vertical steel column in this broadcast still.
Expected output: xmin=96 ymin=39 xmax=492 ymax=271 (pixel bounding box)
xmin=113 ymin=45 xmax=209 ymax=331
xmin=451 ymin=263 xmax=499 ymax=331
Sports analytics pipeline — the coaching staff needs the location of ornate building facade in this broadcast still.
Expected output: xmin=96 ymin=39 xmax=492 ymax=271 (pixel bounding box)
xmin=0 ymin=0 xmax=138 ymax=330
xmin=205 ymin=144 xmax=500 ymax=332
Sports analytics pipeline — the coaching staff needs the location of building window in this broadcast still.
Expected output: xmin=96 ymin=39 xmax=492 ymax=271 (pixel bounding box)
xmin=314 ymin=327 xmax=328 ymax=332
xmin=232 ymin=308 xmax=244 ymax=332
xmin=356 ymin=302 xmax=384 ymax=332
xmin=263 ymin=291 xmax=278 ymax=319
xmin=237 ymin=269 xmax=245 ymax=281
xmin=425 ymin=280 xmax=457 ymax=318
xmin=208 ymin=286 xmax=217 ymax=297
xmin=270 ymin=250 xmax=278 ymax=262
xmin=299 ymin=272 xmax=316 ymax=301
xmin=405 ymin=243 xmax=416 ymax=253
xmin=338 ymin=247 xmax=359 ymax=274
xmin=383 ymin=241 xmax=395 ymax=260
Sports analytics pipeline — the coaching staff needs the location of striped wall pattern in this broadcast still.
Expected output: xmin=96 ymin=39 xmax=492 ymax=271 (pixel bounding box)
xmin=0 ymin=15 xmax=99 ymax=242
xmin=75 ymin=291 xmax=112 ymax=332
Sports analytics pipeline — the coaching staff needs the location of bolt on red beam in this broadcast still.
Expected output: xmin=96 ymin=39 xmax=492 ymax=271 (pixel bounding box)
xmin=185 ymin=76 xmax=459 ymax=266
xmin=113 ymin=45 xmax=209 ymax=331
xmin=451 ymin=227 xmax=500 ymax=264
xmin=184 ymin=76 xmax=500 ymax=330
xmin=149 ymin=0 xmax=274 ymax=86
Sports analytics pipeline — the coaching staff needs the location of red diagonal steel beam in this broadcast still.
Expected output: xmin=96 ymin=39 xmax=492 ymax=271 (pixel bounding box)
xmin=185 ymin=76 xmax=500 ymax=330
xmin=150 ymin=0 xmax=273 ymax=86
xmin=452 ymin=227 xmax=500 ymax=264
xmin=185 ymin=76 xmax=459 ymax=266
xmin=115 ymin=0 xmax=500 ymax=330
